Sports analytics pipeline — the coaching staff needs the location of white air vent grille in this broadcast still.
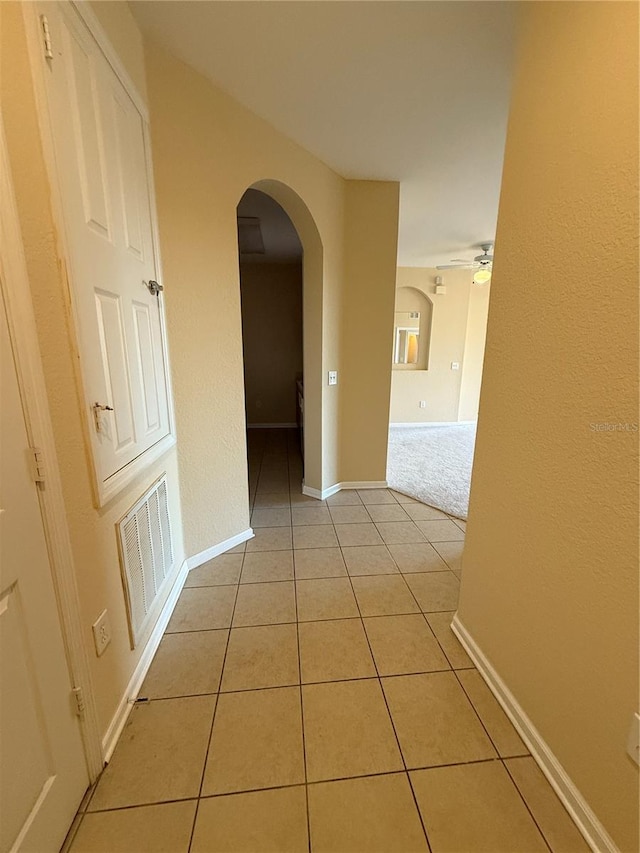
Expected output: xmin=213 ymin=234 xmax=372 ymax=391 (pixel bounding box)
xmin=118 ymin=475 xmax=174 ymax=648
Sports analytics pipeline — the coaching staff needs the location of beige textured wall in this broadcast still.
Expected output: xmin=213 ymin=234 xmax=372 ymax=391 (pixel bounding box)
xmin=146 ymin=45 xmax=400 ymax=543
xmin=1 ymin=2 xmax=185 ymax=739
xmin=458 ymin=3 xmax=639 ymax=850
xmin=340 ymin=181 xmax=400 ymax=482
xmin=458 ymin=281 xmax=490 ymax=421
xmin=144 ymin=44 xmax=344 ymax=547
xmin=240 ymin=262 xmax=303 ymax=425
xmin=390 ymin=267 xmax=486 ymax=423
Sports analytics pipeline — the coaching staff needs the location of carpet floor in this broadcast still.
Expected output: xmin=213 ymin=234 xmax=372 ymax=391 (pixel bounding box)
xmin=386 ymin=424 xmax=477 ymax=520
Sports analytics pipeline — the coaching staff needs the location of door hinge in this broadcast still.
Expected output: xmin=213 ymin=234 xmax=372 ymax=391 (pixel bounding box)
xmin=72 ymin=687 xmax=85 ymax=717
xmin=28 ymin=447 xmax=46 ymax=485
xmin=92 ymin=402 xmax=114 ymax=433
xmin=40 ymin=15 xmax=54 ymax=61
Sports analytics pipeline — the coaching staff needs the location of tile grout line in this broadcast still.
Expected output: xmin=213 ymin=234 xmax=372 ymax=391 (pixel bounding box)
xmin=501 ymin=757 xmax=555 ymax=853
xmin=186 ymin=566 xmax=456 ymax=590
xmin=60 ymin=811 xmax=84 ymax=853
xmin=260 ymin=449 xmax=465 ymax=842
xmin=336 ymin=533 xmax=433 ymax=621
xmin=446 ymin=659 xmax=551 ymax=847
xmin=235 ymin=468 xmax=463 ymax=675
xmin=136 ymin=664 xmax=491 ymax=702
xmin=285 ymin=438 xmax=313 ymax=853
xmin=176 ymin=577 xmax=464 ymax=677
xmin=450 ymin=665 xmax=535 ymax=769
xmin=66 ymin=776 xmax=98 ymax=847
xmin=451 ymin=667 xmax=505 ymax=758
xmin=418 ymin=611 xmax=460 ymax=668
xmin=185 ymin=522 xmax=249 ymax=852
xmin=81 ymin=752 xmax=521 ymax=817
xmin=332 ymin=490 xmax=468 ymax=851
xmin=236 ymin=538 xmax=464 ymax=554
xmin=165 ymin=606 xmax=467 ymax=634
xmin=87 ymin=436 xmax=473 ymax=850
xmin=335 ymin=531 xmax=434 ymax=853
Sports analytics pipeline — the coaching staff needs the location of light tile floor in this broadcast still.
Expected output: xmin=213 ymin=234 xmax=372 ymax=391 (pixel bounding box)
xmin=66 ymin=429 xmax=589 ymax=852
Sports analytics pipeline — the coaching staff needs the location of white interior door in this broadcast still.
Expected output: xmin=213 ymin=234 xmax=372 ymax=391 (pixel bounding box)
xmin=0 ymin=294 xmax=89 ymax=853
xmin=41 ymin=2 xmax=172 ymax=502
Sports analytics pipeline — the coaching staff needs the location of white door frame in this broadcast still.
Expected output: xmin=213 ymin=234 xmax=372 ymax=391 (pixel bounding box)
xmin=0 ymin=117 xmax=103 ymax=780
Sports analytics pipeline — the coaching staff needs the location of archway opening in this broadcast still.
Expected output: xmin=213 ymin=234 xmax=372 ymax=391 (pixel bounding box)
xmin=236 ymin=182 xmax=323 ymax=509
xmin=387 ymin=270 xmax=491 ymax=521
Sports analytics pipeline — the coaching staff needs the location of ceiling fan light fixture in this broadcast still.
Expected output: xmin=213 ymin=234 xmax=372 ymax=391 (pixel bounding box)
xmin=473 ymin=268 xmax=492 ymax=285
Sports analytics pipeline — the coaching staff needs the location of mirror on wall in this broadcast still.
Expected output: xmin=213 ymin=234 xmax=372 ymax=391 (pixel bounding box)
xmin=393 ymin=312 xmax=420 ymax=365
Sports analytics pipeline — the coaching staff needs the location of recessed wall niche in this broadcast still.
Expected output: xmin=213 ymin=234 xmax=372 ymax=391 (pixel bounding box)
xmin=392 ymin=286 xmax=432 ymax=370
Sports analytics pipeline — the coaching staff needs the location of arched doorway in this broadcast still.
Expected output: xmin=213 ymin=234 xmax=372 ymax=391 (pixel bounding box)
xmin=236 ymin=180 xmax=324 ymax=502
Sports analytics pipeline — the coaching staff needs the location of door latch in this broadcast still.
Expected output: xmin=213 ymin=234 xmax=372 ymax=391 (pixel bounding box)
xmin=144 ymin=279 xmax=163 ymax=296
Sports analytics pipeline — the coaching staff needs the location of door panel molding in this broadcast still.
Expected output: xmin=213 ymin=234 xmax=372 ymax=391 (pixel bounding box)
xmin=69 ymin=0 xmax=149 ymax=123
xmin=0 ymin=116 xmax=103 ymax=779
xmin=22 ymin=0 xmax=176 ymax=507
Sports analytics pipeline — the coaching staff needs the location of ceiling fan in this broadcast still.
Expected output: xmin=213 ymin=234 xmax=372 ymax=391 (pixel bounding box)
xmin=437 ymin=243 xmax=494 ymax=283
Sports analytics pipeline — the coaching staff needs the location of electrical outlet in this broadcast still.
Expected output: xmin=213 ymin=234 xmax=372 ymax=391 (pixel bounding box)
xmin=92 ymin=609 xmax=111 ymax=657
xmin=328 ymin=371 xmax=338 ymax=386
xmin=451 ymin=362 xmax=460 ymax=371
xmin=419 ymin=401 xmax=427 ymax=409
xmin=627 ymin=712 xmax=640 ymax=766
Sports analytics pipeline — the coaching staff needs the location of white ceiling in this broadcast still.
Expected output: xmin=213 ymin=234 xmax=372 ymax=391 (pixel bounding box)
xmin=130 ymin=1 xmax=519 ymax=267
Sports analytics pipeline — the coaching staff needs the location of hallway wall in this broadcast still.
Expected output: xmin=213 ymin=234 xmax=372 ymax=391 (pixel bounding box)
xmin=458 ymin=3 xmax=639 ymax=850
xmin=145 ymin=43 xmax=400 ymax=554
xmin=340 ymin=181 xmax=400 ymax=482
xmin=458 ymin=280 xmax=491 ymax=422
xmin=240 ymin=262 xmax=303 ymax=426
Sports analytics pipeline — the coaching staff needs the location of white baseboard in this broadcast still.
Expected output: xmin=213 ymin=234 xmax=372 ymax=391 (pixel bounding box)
xmin=302 ymin=483 xmax=335 ymax=500
xmin=390 ymin=421 xmax=476 ymax=428
xmin=101 ymin=527 xmax=255 ymax=763
xmin=247 ymin=423 xmax=297 ymax=429
xmin=302 ymin=481 xmax=388 ymax=501
xmin=186 ymin=527 xmax=254 ymax=570
xmin=451 ymin=614 xmax=617 ymax=853
xmin=340 ymin=480 xmax=388 ymax=490
xmin=102 ymin=557 xmax=190 ymax=762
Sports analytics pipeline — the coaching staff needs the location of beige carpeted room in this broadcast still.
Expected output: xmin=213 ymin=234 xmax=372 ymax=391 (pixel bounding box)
xmin=387 ymin=261 xmax=492 ymax=519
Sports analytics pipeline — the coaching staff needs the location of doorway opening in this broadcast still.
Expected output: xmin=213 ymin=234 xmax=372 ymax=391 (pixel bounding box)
xmin=237 ymin=188 xmax=304 ymax=502
xmin=386 ymin=269 xmax=491 ymax=521
xmin=236 ymin=180 xmax=324 ymax=500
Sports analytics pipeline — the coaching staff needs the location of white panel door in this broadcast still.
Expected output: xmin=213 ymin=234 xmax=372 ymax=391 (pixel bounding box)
xmin=0 ymin=296 xmax=89 ymax=853
xmin=42 ymin=3 xmax=171 ymax=500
